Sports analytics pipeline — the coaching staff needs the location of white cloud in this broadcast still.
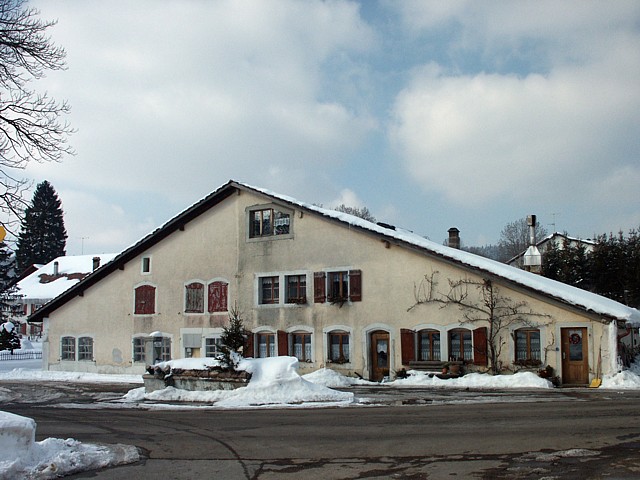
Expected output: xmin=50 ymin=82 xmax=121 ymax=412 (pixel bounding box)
xmin=390 ymin=5 xmax=640 ymax=210
xmin=330 ymin=188 xmax=366 ymax=209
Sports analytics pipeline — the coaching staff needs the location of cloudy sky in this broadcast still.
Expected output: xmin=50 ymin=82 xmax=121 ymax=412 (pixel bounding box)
xmin=20 ymin=0 xmax=640 ymax=255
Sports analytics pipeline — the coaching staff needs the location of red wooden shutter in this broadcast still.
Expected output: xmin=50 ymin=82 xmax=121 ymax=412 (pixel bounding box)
xmin=473 ymin=327 xmax=488 ymax=366
xmin=400 ymin=329 xmax=415 ymax=365
xmin=208 ymin=281 xmax=229 ymax=313
xmin=135 ymin=285 xmax=155 ymax=314
xmin=244 ymin=330 xmax=254 ymax=358
xmin=314 ymin=272 xmax=326 ymax=303
xmin=349 ymin=269 xmax=362 ymax=302
xmin=277 ymin=330 xmax=288 ymax=356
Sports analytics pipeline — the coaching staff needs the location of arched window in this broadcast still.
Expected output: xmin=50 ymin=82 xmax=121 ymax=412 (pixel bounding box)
xmin=61 ymin=336 xmax=75 ymax=361
xmin=515 ymin=329 xmax=541 ymax=365
xmin=418 ymin=329 xmax=441 ymax=361
xmin=78 ymin=336 xmax=94 ymax=361
xmin=134 ymin=285 xmax=156 ymax=314
xmin=328 ymin=331 xmax=350 ymax=363
xmin=291 ymin=331 xmax=312 ymax=362
xmin=208 ymin=281 xmax=228 ymax=312
xmin=185 ymin=282 xmax=204 ymax=313
xmin=448 ymin=328 xmax=472 ymax=361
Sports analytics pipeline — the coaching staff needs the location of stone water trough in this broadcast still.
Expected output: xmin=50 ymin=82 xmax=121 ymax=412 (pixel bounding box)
xmin=143 ymin=364 xmax=252 ymax=393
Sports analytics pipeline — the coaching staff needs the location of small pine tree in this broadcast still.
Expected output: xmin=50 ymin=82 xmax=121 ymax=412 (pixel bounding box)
xmin=15 ymin=181 xmax=67 ymax=271
xmin=0 ymin=321 xmax=21 ymax=353
xmin=220 ymin=304 xmax=247 ymax=369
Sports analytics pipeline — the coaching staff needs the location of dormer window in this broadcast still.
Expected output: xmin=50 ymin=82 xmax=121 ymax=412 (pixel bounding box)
xmin=249 ymin=206 xmax=291 ymax=238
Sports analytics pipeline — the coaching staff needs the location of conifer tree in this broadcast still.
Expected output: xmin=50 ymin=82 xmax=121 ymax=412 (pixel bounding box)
xmin=0 ymin=321 xmax=21 ymax=353
xmin=220 ymin=304 xmax=247 ymax=369
xmin=15 ymin=181 xmax=67 ymax=270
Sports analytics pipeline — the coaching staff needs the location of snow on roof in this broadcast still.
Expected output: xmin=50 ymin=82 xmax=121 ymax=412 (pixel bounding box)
xmin=16 ymin=254 xmax=117 ymax=301
xmin=241 ymin=182 xmax=640 ymax=325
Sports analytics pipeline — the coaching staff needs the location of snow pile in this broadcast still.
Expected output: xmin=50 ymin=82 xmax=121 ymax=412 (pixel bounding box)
xmin=0 ymin=410 xmax=139 ymax=480
xmin=130 ymin=356 xmax=354 ymax=407
xmin=216 ymin=356 xmax=353 ymax=407
xmin=390 ymin=370 xmax=554 ymax=389
xmin=601 ymin=357 xmax=640 ymax=389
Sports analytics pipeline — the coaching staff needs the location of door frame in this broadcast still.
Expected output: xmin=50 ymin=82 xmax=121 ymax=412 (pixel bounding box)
xmin=560 ymin=326 xmax=590 ymax=385
xmin=369 ymin=330 xmax=390 ymax=382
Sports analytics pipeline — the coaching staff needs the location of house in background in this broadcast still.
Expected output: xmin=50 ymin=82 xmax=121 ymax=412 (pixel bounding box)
xmin=14 ymin=254 xmax=116 ymax=337
xmin=29 ymin=181 xmax=639 ymax=384
xmin=508 ymin=232 xmax=596 ymax=270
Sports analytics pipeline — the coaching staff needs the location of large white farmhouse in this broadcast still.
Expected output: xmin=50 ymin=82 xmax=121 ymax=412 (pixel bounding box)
xmin=29 ymin=181 xmax=640 ymax=384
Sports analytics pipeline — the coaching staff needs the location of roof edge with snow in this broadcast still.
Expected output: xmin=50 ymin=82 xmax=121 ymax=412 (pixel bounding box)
xmin=28 ymin=180 xmax=640 ymax=326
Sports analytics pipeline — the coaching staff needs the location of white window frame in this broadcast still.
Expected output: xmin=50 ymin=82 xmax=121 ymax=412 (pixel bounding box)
xmin=255 ymin=271 xmax=309 ymax=307
xmin=246 ymin=204 xmax=294 ymax=241
xmin=141 ymin=255 xmax=152 ymax=275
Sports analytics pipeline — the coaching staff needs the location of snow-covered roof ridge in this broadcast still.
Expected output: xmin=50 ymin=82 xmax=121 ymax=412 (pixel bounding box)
xmin=240 ymin=182 xmax=640 ymax=325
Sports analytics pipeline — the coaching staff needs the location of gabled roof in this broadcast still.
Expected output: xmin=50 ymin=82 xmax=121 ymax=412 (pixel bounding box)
xmin=17 ymin=254 xmax=117 ymax=302
xmin=29 ymin=180 xmax=640 ymax=325
xmin=508 ymin=232 xmax=596 ymax=265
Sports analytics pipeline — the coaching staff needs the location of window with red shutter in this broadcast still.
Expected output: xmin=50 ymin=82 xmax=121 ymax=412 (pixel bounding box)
xmin=134 ymin=285 xmax=156 ymax=315
xmin=244 ymin=331 xmax=254 ymax=358
xmin=400 ymin=328 xmax=415 ymax=365
xmin=185 ymin=282 xmax=204 ymax=313
xmin=313 ymin=272 xmax=326 ymax=303
xmin=208 ymin=281 xmax=228 ymax=313
xmin=473 ymin=327 xmax=488 ymax=366
xmin=349 ymin=269 xmax=362 ymax=302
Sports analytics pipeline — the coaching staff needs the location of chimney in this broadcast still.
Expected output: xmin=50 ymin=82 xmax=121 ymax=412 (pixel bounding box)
xmin=53 ymin=261 xmax=59 ymax=276
xmin=92 ymin=256 xmax=100 ymax=271
xmin=448 ymin=227 xmax=460 ymax=249
xmin=523 ymin=215 xmax=542 ymax=272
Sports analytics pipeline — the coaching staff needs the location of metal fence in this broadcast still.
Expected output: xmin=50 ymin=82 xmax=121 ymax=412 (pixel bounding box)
xmin=0 ymin=351 xmax=42 ymax=361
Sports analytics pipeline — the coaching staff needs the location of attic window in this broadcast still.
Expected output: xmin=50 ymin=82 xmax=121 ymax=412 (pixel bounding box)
xmin=141 ymin=256 xmax=151 ymax=274
xmin=249 ymin=206 xmax=291 ymax=238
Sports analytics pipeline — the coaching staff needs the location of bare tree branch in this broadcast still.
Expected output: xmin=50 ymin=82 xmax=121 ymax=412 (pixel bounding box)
xmin=0 ymin=0 xmax=73 ymax=230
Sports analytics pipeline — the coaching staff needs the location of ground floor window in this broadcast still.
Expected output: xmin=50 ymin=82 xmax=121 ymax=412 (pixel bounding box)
xmin=61 ymin=336 xmax=75 ymax=361
xmin=78 ymin=337 xmax=94 ymax=361
xmin=257 ymin=333 xmax=276 ymax=358
xmin=205 ymin=337 xmax=223 ymax=357
xmin=133 ymin=337 xmax=145 ymax=363
xmin=328 ymin=331 xmax=349 ymax=363
xmin=153 ymin=337 xmax=171 ymax=363
xmin=449 ymin=329 xmax=472 ymax=361
xmin=418 ymin=329 xmax=441 ymax=361
xmin=515 ymin=329 xmax=541 ymax=365
xmin=291 ymin=332 xmax=312 ymax=362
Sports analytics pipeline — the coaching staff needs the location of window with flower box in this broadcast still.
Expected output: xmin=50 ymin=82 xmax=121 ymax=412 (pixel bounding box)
xmin=515 ymin=329 xmax=541 ymax=365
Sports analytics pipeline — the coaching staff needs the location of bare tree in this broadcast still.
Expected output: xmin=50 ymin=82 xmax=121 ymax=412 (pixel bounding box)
xmin=0 ymin=0 xmax=73 ymax=235
xmin=409 ymin=270 xmax=550 ymax=374
xmin=334 ymin=204 xmax=376 ymax=223
xmin=497 ymin=217 xmax=548 ymax=263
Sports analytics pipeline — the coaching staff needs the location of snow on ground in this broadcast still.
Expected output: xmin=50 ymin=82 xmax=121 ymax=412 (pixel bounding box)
xmin=0 ymin=410 xmax=139 ymax=480
xmin=2 ymin=346 xmax=640 ymax=479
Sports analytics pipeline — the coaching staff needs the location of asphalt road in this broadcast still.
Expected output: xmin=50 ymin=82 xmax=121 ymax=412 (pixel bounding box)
xmin=2 ymin=382 xmax=640 ymax=479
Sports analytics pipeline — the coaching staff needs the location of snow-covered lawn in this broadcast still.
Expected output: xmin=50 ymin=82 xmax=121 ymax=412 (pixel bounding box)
xmin=2 ymin=341 xmax=640 ymax=479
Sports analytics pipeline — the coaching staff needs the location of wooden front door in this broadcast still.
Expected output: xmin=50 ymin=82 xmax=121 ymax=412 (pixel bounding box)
xmin=561 ymin=327 xmax=589 ymax=385
xmin=370 ymin=331 xmax=390 ymax=381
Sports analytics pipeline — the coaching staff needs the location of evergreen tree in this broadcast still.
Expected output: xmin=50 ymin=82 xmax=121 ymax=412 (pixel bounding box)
xmin=542 ymin=239 xmax=591 ymax=290
xmin=220 ymin=304 xmax=247 ymax=369
xmin=15 ymin=181 xmax=67 ymax=270
xmin=0 ymin=241 xmax=18 ymax=323
xmin=0 ymin=321 xmax=21 ymax=353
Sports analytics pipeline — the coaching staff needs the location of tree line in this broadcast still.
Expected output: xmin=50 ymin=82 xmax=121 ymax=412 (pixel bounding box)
xmin=542 ymin=230 xmax=640 ymax=309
